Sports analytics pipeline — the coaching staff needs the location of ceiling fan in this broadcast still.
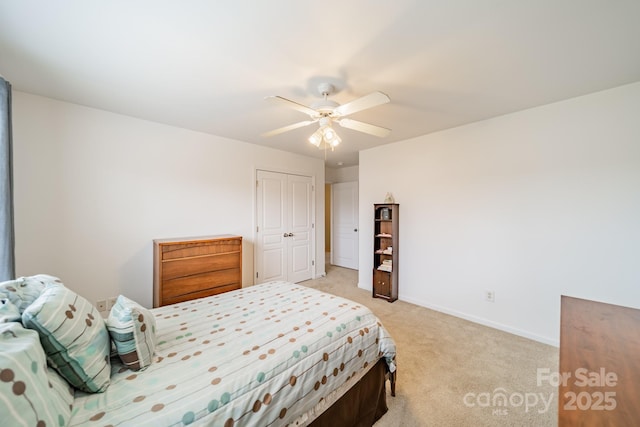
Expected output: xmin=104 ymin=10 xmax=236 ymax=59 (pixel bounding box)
xmin=262 ymin=82 xmax=391 ymax=149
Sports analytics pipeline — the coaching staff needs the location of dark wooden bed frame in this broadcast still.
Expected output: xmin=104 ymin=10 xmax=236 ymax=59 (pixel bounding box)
xmin=311 ymin=359 xmax=396 ymax=426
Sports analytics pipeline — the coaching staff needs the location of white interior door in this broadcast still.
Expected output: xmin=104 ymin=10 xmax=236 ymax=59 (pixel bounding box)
xmin=256 ymin=170 xmax=314 ymax=283
xmin=256 ymin=171 xmax=286 ymax=282
xmin=287 ymin=174 xmax=313 ymax=282
xmin=332 ymin=181 xmax=359 ymax=269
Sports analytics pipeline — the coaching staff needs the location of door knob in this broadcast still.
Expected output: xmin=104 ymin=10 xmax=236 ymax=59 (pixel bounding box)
xmin=283 ymin=233 xmax=288 ymax=237
xmin=288 ymin=233 xmax=294 ymax=237
xmin=354 ymin=228 xmax=358 ymax=232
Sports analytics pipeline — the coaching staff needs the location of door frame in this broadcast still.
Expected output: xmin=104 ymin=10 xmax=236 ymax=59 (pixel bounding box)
xmin=253 ymin=167 xmax=317 ymax=285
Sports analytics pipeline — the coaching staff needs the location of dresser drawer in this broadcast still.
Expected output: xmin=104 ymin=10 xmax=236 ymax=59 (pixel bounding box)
xmin=161 ymin=283 xmax=241 ymax=306
xmin=161 ymin=239 xmax=241 ymax=260
xmin=162 ymin=268 xmax=241 ymax=301
xmin=161 ymin=252 xmax=240 ymax=281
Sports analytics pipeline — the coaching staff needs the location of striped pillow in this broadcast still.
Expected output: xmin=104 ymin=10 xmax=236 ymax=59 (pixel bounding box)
xmin=0 ymin=322 xmax=74 ymax=426
xmin=106 ymin=295 xmax=156 ymax=371
xmin=22 ymin=286 xmax=111 ymax=393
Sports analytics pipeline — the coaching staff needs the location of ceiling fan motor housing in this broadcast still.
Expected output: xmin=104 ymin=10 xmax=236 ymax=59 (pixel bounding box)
xmin=318 ymin=82 xmax=335 ymax=97
xmin=312 ymin=100 xmax=339 ymax=115
xmin=311 ymin=83 xmax=339 ymax=115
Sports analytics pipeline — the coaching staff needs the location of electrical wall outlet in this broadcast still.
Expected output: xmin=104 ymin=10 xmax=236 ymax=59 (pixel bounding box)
xmin=96 ymin=299 xmax=107 ymax=312
xmin=107 ymin=296 xmax=118 ymax=311
xmin=485 ymin=290 xmax=495 ymax=302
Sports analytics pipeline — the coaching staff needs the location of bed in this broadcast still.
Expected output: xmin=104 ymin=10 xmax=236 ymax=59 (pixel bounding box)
xmin=0 ymin=276 xmax=396 ymax=427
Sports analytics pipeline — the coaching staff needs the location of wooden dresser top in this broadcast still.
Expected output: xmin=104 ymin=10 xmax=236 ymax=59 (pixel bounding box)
xmin=558 ymin=295 xmax=640 ymax=426
xmin=153 ymin=234 xmax=240 ymax=244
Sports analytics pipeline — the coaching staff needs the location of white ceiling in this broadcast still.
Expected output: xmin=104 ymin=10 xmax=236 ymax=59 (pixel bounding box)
xmin=1 ymin=1 xmax=639 ymax=168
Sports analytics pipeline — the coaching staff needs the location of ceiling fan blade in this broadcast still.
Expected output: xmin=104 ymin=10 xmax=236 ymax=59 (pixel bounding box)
xmin=261 ymin=120 xmax=316 ymax=137
xmin=338 ymin=118 xmax=391 ymax=137
xmin=265 ymin=95 xmax=318 ymax=117
xmin=333 ymin=91 xmax=390 ymax=117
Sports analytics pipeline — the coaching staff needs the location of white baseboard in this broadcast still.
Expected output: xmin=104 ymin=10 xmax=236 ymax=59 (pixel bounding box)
xmin=400 ymin=295 xmax=559 ymax=347
xmin=354 ymin=282 xmax=557 ymax=346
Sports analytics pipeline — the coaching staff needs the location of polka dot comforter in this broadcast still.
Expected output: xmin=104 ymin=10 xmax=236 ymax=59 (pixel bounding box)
xmin=69 ymin=281 xmax=397 ymax=426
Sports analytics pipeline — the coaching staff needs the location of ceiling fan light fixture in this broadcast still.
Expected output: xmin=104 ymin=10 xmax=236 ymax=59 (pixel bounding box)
xmin=308 ymin=129 xmax=323 ymax=147
xmin=321 ymin=125 xmax=338 ymax=143
xmin=323 ymin=126 xmax=336 ymax=141
xmin=330 ymin=134 xmax=341 ymax=148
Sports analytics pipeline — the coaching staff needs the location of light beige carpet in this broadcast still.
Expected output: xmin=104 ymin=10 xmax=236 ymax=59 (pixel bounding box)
xmin=301 ymin=264 xmax=559 ymax=426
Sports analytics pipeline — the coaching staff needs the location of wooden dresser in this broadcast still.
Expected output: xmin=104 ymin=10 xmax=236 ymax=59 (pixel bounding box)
xmin=153 ymin=235 xmax=242 ymax=307
xmin=558 ymin=296 xmax=640 ymax=426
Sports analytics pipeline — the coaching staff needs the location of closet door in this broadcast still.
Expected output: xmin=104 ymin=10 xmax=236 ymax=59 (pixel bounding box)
xmin=256 ymin=170 xmax=287 ymax=282
xmin=256 ymin=170 xmax=313 ymax=284
xmin=287 ymin=174 xmax=313 ymax=283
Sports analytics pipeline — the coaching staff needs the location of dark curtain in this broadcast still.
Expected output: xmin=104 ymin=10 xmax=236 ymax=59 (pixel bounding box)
xmin=0 ymin=77 xmax=15 ymax=281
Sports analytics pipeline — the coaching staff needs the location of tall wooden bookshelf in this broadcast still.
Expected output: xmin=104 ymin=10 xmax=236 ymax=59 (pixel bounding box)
xmin=373 ymin=204 xmax=398 ymax=302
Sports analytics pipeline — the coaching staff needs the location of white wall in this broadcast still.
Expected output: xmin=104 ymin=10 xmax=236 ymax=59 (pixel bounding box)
xmin=325 ymin=165 xmax=358 ymax=183
xmin=13 ymin=92 xmax=325 ymax=308
xmin=359 ymin=82 xmax=640 ymax=346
